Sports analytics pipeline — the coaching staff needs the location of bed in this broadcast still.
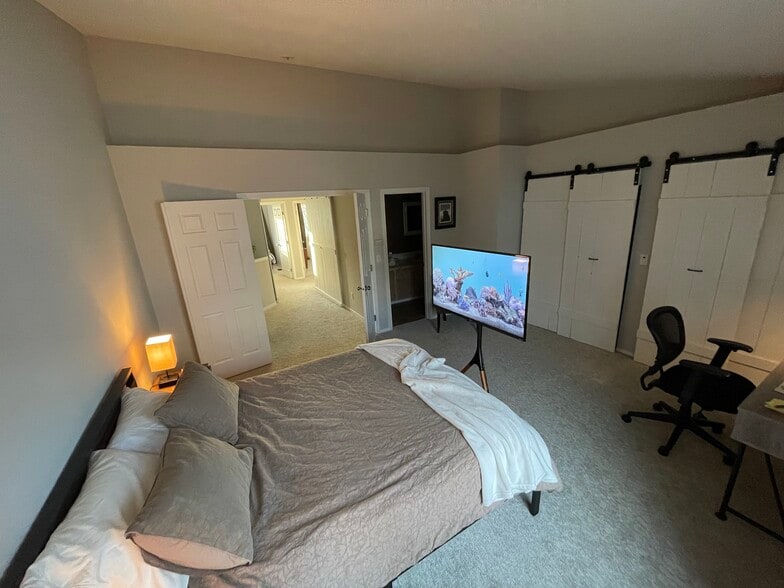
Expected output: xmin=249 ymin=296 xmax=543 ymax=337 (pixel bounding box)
xmin=6 ymin=342 xmax=560 ymax=587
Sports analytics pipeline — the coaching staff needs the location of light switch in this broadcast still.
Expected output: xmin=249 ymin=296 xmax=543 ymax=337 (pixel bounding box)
xmin=639 ymin=254 xmax=649 ymax=266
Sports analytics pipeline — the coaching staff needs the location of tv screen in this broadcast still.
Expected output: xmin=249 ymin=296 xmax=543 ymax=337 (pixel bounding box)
xmin=432 ymin=245 xmax=530 ymax=340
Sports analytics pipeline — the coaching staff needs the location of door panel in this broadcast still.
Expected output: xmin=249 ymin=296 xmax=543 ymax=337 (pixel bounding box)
xmin=521 ymin=176 xmax=570 ymax=332
xmin=355 ymin=193 xmax=377 ymax=340
xmin=162 ymin=200 xmax=272 ymax=377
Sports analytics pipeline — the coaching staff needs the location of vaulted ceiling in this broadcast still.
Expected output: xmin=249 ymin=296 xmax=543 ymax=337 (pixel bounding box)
xmin=38 ymin=0 xmax=784 ymax=90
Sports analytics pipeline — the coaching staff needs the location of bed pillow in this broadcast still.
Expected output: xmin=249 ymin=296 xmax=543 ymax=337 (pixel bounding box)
xmin=107 ymin=387 xmax=171 ymax=454
xmin=22 ymin=450 xmax=187 ymax=588
xmin=154 ymin=361 xmax=240 ymax=444
xmin=126 ymin=428 xmax=254 ymax=574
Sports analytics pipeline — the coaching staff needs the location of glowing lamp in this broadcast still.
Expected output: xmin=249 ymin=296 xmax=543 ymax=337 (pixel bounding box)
xmin=145 ymin=334 xmax=179 ymax=389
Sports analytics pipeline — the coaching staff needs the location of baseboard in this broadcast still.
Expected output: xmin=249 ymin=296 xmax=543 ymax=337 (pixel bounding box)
xmin=263 ymin=302 xmax=277 ymax=311
xmin=615 ymin=347 xmax=634 ymax=357
xmin=314 ymin=286 xmax=343 ymax=307
xmin=343 ymin=305 xmax=365 ymax=320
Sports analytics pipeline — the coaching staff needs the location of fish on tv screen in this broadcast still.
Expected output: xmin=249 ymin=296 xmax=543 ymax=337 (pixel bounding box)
xmin=432 ymin=245 xmax=530 ymax=339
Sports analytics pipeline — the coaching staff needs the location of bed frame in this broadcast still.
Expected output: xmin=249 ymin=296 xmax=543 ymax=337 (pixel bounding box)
xmin=0 ymin=368 xmax=135 ymax=588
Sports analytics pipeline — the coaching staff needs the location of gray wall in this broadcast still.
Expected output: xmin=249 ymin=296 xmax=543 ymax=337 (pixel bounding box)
xmin=243 ymin=199 xmax=268 ymax=259
xmin=86 ymin=37 xmax=784 ymax=152
xmin=0 ymin=0 xmax=158 ymax=572
xmin=498 ymin=79 xmax=784 ymax=145
xmin=85 ymin=37 xmax=466 ymax=153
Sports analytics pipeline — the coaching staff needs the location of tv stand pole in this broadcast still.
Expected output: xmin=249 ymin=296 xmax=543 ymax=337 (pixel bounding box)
xmin=461 ymin=321 xmax=489 ymax=392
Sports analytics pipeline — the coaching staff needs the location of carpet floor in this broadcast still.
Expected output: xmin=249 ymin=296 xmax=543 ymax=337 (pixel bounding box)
xmin=384 ymin=318 xmax=784 ymax=588
xmin=233 ymin=274 xmax=366 ymax=379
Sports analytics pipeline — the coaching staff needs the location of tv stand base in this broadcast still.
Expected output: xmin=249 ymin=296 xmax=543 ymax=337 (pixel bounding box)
xmin=461 ymin=321 xmax=489 ymax=392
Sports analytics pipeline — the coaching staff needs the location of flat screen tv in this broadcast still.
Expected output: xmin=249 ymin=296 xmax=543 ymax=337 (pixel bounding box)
xmin=432 ymin=245 xmax=530 ymax=340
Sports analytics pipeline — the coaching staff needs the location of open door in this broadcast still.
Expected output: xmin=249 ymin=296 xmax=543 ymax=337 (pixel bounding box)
xmin=355 ymin=192 xmax=377 ymax=340
xmin=162 ymin=200 xmax=272 ymax=377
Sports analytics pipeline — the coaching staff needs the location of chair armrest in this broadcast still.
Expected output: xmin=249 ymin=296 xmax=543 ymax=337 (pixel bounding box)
xmin=707 ymin=338 xmax=753 ymax=354
xmin=679 ymin=359 xmax=731 ymax=379
xmin=707 ymin=338 xmax=753 ymax=367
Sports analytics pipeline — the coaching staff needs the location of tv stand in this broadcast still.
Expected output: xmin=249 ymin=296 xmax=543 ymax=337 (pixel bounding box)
xmin=461 ymin=321 xmax=489 ymax=392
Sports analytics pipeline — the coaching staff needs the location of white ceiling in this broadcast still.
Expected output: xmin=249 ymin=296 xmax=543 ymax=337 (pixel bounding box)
xmin=37 ymin=0 xmax=784 ymax=90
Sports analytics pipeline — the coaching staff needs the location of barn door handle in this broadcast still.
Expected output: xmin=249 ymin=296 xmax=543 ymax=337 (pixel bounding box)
xmin=588 ymin=257 xmax=599 ymax=261
xmin=687 ymin=268 xmax=703 ymax=273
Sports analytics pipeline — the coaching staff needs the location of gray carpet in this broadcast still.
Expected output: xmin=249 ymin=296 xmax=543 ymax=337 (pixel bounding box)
xmin=233 ymin=274 xmax=366 ymax=380
xmin=384 ymin=318 xmax=784 ymax=588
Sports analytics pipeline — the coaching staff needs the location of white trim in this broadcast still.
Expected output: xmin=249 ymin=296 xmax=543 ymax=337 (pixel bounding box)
xmin=353 ymin=190 xmax=378 ymax=338
xmin=263 ymin=302 xmax=278 ymax=311
xmin=313 ymin=285 xmax=343 ymax=307
xmin=238 ymin=189 xmax=354 ymax=200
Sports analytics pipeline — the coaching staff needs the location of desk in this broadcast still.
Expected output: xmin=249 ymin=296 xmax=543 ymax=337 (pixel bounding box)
xmin=716 ymin=359 xmax=784 ymax=542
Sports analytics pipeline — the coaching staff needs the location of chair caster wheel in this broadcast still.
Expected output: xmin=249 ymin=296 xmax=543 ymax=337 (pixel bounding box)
xmin=621 ymin=414 xmax=632 ymax=423
xmin=723 ymin=455 xmax=735 ymax=466
xmin=658 ymin=446 xmax=670 ymax=457
xmin=652 ymin=402 xmax=664 ymax=411
xmin=712 ymin=425 xmax=725 ymax=434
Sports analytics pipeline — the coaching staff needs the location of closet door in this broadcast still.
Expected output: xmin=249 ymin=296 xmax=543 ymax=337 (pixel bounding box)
xmin=558 ymin=170 xmax=638 ymax=351
xmin=635 ymin=154 xmax=773 ymax=371
xmin=521 ymin=176 xmax=570 ymax=331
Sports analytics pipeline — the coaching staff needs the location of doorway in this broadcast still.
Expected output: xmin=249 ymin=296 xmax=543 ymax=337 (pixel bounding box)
xmin=238 ymin=194 xmax=368 ymax=376
xmin=383 ymin=192 xmax=426 ymax=326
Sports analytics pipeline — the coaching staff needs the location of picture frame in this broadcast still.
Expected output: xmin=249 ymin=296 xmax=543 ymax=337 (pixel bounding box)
xmin=434 ymin=196 xmax=456 ymax=230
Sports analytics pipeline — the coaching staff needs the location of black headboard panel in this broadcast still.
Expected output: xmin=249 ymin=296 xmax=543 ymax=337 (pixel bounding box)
xmin=1 ymin=367 xmax=134 ymax=588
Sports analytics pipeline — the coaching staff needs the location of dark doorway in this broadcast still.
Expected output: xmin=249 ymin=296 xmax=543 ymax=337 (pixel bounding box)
xmin=384 ymin=192 xmax=425 ymax=326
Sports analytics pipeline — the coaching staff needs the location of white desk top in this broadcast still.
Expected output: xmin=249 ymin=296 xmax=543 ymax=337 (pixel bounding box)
xmin=732 ymin=359 xmax=784 ymax=460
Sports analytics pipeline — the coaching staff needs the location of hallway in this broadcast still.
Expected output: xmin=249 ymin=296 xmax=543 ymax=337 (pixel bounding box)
xmin=234 ymin=274 xmax=366 ymax=379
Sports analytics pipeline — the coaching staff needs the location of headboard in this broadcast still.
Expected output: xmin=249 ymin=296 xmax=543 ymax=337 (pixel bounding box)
xmin=0 ymin=368 xmax=135 ymax=588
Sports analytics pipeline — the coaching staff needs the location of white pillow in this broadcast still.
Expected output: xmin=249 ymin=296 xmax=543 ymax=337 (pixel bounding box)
xmin=22 ymin=449 xmax=188 ymax=588
xmin=107 ymin=387 xmax=170 ymax=454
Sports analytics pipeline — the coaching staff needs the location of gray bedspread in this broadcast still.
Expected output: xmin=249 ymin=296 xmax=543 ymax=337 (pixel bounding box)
xmin=192 ymin=350 xmax=489 ymax=588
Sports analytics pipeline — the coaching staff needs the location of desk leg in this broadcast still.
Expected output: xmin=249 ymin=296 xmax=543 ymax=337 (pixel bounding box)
xmin=716 ymin=443 xmax=746 ymax=521
xmin=765 ymin=454 xmax=784 ymax=531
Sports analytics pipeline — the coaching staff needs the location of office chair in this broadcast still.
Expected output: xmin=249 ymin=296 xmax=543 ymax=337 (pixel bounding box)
xmin=621 ymin=306 xmax=755 ymax=463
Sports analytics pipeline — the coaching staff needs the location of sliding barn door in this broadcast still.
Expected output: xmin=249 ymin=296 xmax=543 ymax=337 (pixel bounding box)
xmin=162 ymin=200 xmax=272 ymax=377
xmin=558 ymin=170 xmax=638 ymax=351
xmin=636 ymin=155 xmax=774 ymax=375
xmin=302 ymin=197 xmax=343 ymax=305
xmin=521 ymin=176 xmax=570 ymax=331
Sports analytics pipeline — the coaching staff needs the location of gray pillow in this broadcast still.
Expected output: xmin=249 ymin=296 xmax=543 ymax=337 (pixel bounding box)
xmin=126 ymin=428 xmax=254 ymax=574
xmin=155 ymin=361 xmax=240 ymax=444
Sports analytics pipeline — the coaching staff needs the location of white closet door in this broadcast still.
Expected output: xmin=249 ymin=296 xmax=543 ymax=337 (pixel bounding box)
xmin=521 ymin=176 xmax=570 ymax=331
xmin=558 ymin=170 xmax=638 ymax=351
xmin=635 ymin=154 xmax=773 ymax=372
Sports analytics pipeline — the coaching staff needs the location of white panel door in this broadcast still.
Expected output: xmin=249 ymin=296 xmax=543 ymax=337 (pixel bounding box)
xmin=270 ymin=205 xmax=293 ymax=276
xmin=162 ymin=200 xmax=272 ymax=377
xmin=635 ymin=154 xmax=773 ymax=369
xmin=302 ymin=197 xmax=343 ymax=305
xmin=558 ymin=170 xmax=638 ymax=351
xmin=354 ymin=192 xmax=377 ymax=340
xmin=521 ymin=176 xmax=570 ymax=331
xmin=638 ymin=196 xmax=767 ymax=356
xmin=558 ymin=199 xmax=636 ymax=350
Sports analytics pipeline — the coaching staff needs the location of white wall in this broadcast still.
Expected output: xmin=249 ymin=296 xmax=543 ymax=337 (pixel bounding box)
xmin=506 ymin=93 xmax=784 ymax=353
xmin=108 ymin=147 xmax=465 ymax=361
xmin=0 ymin=0 xmax=158 ymax=572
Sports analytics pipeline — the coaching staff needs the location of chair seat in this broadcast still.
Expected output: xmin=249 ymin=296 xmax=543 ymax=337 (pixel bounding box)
xmin=655 ymin=365 xmax=755 ymax=413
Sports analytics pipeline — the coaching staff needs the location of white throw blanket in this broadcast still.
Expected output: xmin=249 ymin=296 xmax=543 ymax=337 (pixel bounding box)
xmin=359 ymin=339 xmax=562 ymax=506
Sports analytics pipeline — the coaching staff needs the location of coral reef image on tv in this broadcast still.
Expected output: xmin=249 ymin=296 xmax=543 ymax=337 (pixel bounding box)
xmin=432 ymin=245 xmax=530 ymax=339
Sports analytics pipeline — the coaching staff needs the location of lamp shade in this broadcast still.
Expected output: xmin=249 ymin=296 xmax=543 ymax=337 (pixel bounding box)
xmin=145 ymin=334 xmax=177 ymax=372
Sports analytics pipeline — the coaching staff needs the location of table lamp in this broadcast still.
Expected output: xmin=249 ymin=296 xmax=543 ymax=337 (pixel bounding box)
xmin=145 ymin=334 xmax=179 ymax=389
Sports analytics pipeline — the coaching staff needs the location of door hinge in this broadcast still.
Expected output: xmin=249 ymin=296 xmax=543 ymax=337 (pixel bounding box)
xmin=370 ymin=264 xmax=373 ymax=272
xmin=374 ymin=314 xmax=377 ymax=321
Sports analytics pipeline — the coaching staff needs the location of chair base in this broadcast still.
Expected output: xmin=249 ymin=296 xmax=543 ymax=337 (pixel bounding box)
xmin=621 ymin=401 xmax=735 ymax=464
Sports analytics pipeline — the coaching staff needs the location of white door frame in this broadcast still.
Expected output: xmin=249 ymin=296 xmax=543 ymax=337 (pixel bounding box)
xmin=353 ymin=190 xmax=379 ymax=338
xmin=380 ymin=187 xmax=433 ymax=330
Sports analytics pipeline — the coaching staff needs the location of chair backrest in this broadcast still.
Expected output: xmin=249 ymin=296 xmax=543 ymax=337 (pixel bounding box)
xmin=647 ymin=306 xmax=685 ymax=368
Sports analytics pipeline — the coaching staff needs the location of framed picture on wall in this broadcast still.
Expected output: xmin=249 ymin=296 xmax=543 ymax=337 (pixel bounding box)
xmin=434 ymin=196 xmax=456 ymax=230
